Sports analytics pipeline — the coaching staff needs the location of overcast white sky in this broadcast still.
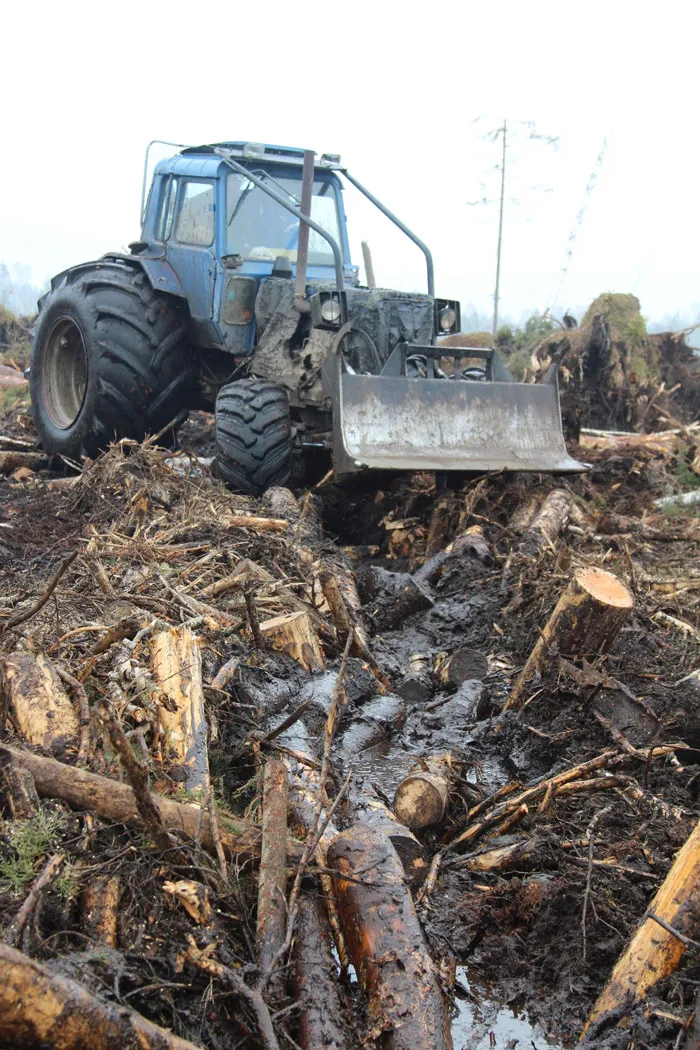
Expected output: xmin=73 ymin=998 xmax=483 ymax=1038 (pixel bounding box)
xmin=2 ymin=0 xmax=698 ymax=328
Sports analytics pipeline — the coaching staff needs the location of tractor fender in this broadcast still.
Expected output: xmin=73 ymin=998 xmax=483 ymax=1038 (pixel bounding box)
xmin=105 ymin=254 xmax=187 ymax=298
xmin=39 ymin=254 xmax=187 ymax=310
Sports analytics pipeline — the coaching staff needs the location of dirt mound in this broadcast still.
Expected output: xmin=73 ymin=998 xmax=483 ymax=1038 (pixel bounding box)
xmin=521 ymin=293 xmax=700 ymax=438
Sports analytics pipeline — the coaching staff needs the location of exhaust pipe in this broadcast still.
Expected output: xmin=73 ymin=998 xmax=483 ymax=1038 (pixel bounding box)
xmin=294 ymin=149 xmax=315 ymax=314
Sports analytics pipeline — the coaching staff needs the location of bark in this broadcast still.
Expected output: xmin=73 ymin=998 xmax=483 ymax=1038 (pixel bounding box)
xmin=393 ymin=754 xmax=457 ymax=830
xmin=0 ymin=451 xmax=47 ymax=473
xmin=292 ymin=893 xmax=353 ymax=1050
xmin=424 ymin=498 xmax=454 ymax=560
xmin=517 ymin=488 xmax=573 ymax=559
xmin=350 ymin=795 xmax=425 ymax=885
xmin=329 ymin=826 xmax=452 ymax=1050
xmin=0 ymin=752 xmax=39 ymax=818
xmin=0 ymin=943 xmax=204 ymax=1050
xmin=397 ymin=653 xmax=433 ymax=703
xmin=417 ymin=527 xmax=492 ymax=588
xmin=257 ymin=760 xmax=288 ymax=984
xmin=582 ymin=813 xmax=700 ymax=1037
xmin=336 ymin=694 xmax=406 ymax=758
xmin=81 ymin=876 xmax=122 ymax=947
xmin=152 ymin=626 xmax=209 ymax=795
xmin=0 ymin=745 xmax=304 ymax=865
xmin=455 ymin=835 xmax=542 ymax=873
xmin=506 ymin=566 xmax=634 ymax=711
xmin=1 ymin=652 xmax=79 ymax=755
xmin=509 ymin=495 xmax=542 ymax=535
xmin=361 ymin=567 xmax=433 ymax=632
xmin=259 ymin=611 xmax=325 ymax=672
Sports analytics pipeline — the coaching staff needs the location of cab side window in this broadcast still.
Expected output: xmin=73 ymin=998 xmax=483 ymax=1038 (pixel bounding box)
xmin=157 ymin=176 xmax=177 ymax=242
xmin=175 ymin=181 xmax=215 ymax=246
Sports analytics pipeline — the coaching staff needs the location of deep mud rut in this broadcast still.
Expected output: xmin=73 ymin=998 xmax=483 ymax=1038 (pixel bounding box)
xmin=0 ymin=408 xmax=699 ymax=1050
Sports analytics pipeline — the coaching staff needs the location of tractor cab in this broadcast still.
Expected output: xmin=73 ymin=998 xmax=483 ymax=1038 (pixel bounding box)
xmin=139 ymin=143 xmax=356 ymax=356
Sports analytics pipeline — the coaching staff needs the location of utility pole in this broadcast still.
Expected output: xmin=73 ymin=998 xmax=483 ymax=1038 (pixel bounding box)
xmin=492 ymin=119 xmax=507 ymax=338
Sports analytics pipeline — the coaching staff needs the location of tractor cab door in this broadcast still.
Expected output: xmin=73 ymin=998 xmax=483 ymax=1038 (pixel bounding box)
xmin=163 ymin=177 xmax=219 ymax=341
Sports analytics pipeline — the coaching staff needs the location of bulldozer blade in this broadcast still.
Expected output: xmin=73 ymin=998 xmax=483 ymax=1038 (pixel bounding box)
xmin=332 ymin=369 xmax=587 ymax=476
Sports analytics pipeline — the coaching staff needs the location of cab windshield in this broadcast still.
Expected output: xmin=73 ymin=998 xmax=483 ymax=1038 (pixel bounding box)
xmin=226 ymin=172 xmax=341 ymax=266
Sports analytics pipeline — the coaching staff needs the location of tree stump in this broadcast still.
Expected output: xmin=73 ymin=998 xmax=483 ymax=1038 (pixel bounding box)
xmin=507 ymin=566 xmax=634 ymax=711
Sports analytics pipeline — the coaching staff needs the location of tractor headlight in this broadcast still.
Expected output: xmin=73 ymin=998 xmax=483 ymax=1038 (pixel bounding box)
xmin=439 ymin=307 xmax=458 ymax=332
xmin=321 ymin=299 xmax=342 ymax=324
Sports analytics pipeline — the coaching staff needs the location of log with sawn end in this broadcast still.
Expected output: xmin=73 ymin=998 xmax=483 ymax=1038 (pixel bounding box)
xmin=1 ymin=652 xmax=79 ymax=755
xmin=328 ymin=825 xmax=452 ymax=1050
xmin=393 ymin=753 xmax=459 ymax=830
xmin=259 ymin=610 xmax=325 ymax=672
xmin=506 ymin=566 xmax=633 ymax=711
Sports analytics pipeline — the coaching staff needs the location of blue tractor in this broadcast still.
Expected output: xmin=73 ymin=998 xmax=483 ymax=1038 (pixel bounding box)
xmin=30 ymin=141 xmax=584 ymax=493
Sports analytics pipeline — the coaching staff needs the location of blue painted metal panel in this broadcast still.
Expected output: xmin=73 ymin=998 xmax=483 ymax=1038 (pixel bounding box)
xmin=138 ymin=257 xmax=186 ymax=297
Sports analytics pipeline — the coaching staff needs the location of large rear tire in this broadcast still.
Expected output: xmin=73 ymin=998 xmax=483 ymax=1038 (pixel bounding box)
xmin=215 ymin=379 xmax=292 ymax=495
xmin=30 ymin=259 xmax=192 ymax=459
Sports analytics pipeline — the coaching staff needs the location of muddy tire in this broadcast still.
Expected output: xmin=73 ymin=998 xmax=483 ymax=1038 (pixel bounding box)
xmin=30 ymin=259 xmax=192 ymax=459
xmin=215 ymin=379 xmax=292 ymax=495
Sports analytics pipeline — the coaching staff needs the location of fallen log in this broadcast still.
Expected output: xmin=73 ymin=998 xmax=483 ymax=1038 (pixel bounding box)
xmin=509 ymin=495 xmax=542 ymax=535
xmin=292 ymin=893 xmax=353 ymax=1050
xmin=152 ymin=626 xmax=209 ymax=795
xmin=582 ymin=814 xmax=700 ymax=1038
xmin=454 ymin=835 xmax=542 ymax=873
xmin=1 ymin=652 xmax=79 ymax=755
xmin=336 ymin=693 xmax=405 ymax=758
xmin=0 ymin=745 xmax=304 ymax=865
xmin=417 ymin=527 xmax=492 ymax=588
xmin=329 ymin=825 xmax=452 ymax=1050
xmin=361 ymin=567 xmax=433 ymax=632
xmin=0 ymin=752 xmax=39 ymax=818
xmin=0 ymin=451 xmax=47 ymax=473
xmin=259 ymin=611 xmax=325 ymax=672
xmin=393 ymin=754 xmax=458 ymax=830
xmin=433 ymin=647 xmax=488 ymax=690
xmin=351 ymin=795 xmax=425 ymax=884
xmin=517 ymin=488 xmax=572 ymax=560
xmin=256 ymin=759 xmax=288 ymax=988
xmin=506 ymin=566 xmax=634 ymax=711
xmin=0 ymin=943 xmax=204 ymax=1050
xmin=397 ymin=653 xmax=433 ymax=703
xmin=81 ymin=876 xmax=122 ymax=947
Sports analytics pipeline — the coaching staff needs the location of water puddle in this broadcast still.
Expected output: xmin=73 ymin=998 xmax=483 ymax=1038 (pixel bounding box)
xmin=451 ymin=968 xmax=566 ymax=1049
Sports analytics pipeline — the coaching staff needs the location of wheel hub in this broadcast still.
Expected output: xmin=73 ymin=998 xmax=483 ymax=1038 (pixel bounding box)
xmin=43 ymin=317 xmax=87 ymax=429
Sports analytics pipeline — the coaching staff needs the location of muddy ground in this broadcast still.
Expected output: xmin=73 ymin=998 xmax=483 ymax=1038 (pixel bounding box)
xmin=0 ymin=398 xmax=699 ymax=1050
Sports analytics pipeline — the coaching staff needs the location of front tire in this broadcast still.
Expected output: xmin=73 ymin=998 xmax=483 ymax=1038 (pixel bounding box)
xmin=215 ymin=379 xmax=292 ymax=495
xmin=30 ymin=259 xmax=192 ymax=459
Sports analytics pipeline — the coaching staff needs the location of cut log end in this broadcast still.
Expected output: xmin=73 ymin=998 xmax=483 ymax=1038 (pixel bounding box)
xmin=259 ymin=611 xmax=325 ymax=673
xmin=575 ymin=565 xmax=634 ymax=609
xmin=394 ymin=777 xmax=446 ymax=830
